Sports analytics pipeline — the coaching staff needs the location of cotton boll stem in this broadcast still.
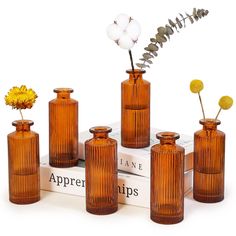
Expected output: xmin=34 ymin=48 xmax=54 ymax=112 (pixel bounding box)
xmin=128 ymin=50 xmax=135 ymax=73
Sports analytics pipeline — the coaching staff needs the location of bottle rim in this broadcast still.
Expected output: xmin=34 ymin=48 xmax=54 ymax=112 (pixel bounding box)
xmin=89 ymin=126 xmax=112 ymax=134
xmin=12 ymin=120 xmax=34 ymax=126
xmin=126 ymin=69 xmax=146 ymax=74
xmin=53 ymin=88 xmax=74 ymax=93
xmin=199 ymin=118 xmax=221 ymax=125
xmin=156 ymin=132 xmax=180 ymax=140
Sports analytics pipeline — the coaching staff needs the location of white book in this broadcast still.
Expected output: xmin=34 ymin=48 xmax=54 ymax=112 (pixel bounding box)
xmin=40 ymin=156 xmax=193 ymax=208
xmin=79 ymin=122 xmax=193 ymax=177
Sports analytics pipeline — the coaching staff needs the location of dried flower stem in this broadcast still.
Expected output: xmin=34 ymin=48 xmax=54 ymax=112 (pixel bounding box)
xmin=19 ymin=109 xmax=24 ymax=122
xmin=215 ymin=108 xmax=222 ymax=120
xmin=198 ymin=92 xmax=205 ymax=120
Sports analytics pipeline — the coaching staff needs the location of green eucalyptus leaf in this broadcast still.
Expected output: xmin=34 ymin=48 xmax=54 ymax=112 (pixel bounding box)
xmin=147 ymin=43 xmax=159 ymax=52
xmin=165 ymin=25 xmax=174 ymax=35
xmin=179 ymin=13 xmax=185 ymax=27
xmin=150 ymin=38 xmax=157 ymax=43
xmin=150 ymin=51 xmax=158 ymax=56
xmin=176 ymin=17 xmax=183 ymax=28
xmin=136 ymin=63 xmax=150 ymax=68
xmin=193 ymin=8 xmax=198 ymax=20
xmin=156 ymin=34 xmax=167 ymax=43
xmin=143 ymin=53 xmax=154 ymax=60
xmin=157 ymin=26 xmax=166 ymax=36
xmin=186 ymin=13 xmax=194 ymax=24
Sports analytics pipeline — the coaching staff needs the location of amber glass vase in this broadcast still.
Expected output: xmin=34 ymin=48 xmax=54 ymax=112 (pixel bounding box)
xmin=193 ymin=119 xmax=225 ymax=203
xmin=85 ymin=126 xmax=118 ymax=215
xmin=151 ymin=132 xmax=184 ymax=224
xmin=49 ymin=88 xmax=79 ymax=167
xmin=121 ymin=69 xmax=150 ymax=148
xmin=8 ymin=120 xmax=40 ymax=204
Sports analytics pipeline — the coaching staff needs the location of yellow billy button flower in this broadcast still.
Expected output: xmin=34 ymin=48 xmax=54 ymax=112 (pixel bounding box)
xmin=5 ymin=85 xmax=38 ymax=110
xmin=190 ymin=79 xmax=205 ymax=119
xmin=219 ymin=96 xmax=233 ymax=110
xmin=190 ymin=79 xmax=204 ymax=93
xmin=215 ymin=95 xmax=233 ymax=119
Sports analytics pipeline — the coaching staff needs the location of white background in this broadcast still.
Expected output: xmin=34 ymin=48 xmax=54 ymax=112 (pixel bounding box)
xmin=0 ymin=0 xmax=235 ymax=235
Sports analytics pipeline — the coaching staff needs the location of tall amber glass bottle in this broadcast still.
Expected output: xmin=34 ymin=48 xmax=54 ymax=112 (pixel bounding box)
xmin=121 ymin=69 xmax=150 ymax=148
xmin=49 ymin=88 xmax=79 ymax=167
xmin=194 ymin=119 xmax=225 ymax=203
xmin=151 ymin=132 xmax=184 ymax=224
xmin=8 ymin=120 xmax=40 ymax=204
xmin=85 ymin=126 xmax=118 ymax=215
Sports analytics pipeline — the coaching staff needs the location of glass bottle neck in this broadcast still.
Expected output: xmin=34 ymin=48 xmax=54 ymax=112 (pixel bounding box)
xmin=12 ymin=120 xmax=34 ymax=132
xmin=200 ymin=119 xmax=220 ymax=131
xmin=89 ymin=126 xmax=112 ymax=139
xmin=54 ymin=88 xmax=73 ymax=99
xmin=57 ymin=92 xmax=71 ymax=99
xmin=126 ymin=69 xmax=145 ymax=81
xmin=156 ymin=132 xmax=180 ymax=145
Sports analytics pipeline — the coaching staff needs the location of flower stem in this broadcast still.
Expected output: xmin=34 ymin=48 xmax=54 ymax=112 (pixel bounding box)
xmin=19 ymin=109 xmax=24 ymax=122
xmin=198 ymin=92 xmax=205 ymax=120
xmin=128 ymin=49 xmax=135 ymax=73
xmin=215 ymin=108 xmax=222 ymax=120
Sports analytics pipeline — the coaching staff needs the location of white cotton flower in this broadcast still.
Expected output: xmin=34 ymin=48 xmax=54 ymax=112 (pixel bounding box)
xmin=107 ymin=13 xmax=141 ymax=50
xmin=126 ymin=20 xmax=141 ymax=41
xmin=115 ymin=14 xmax=130 ymax=30
xmin=118 ymin=33 xmax=135 ymax=49
xmin=107 ymin=23 xmax=123 ymax=41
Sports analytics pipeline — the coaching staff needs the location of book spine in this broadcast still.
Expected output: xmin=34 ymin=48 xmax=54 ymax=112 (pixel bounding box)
xmin=40 ymin=164 xmax=192 ymax=208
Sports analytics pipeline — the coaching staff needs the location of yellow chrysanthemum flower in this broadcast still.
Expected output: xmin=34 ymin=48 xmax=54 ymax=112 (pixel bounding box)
xmin=5 ymin=85 xmax=38 ymax=110
xmin=190 ymin=79 xmax=204 ymax=93
xmin=218 ymin=96 xmax=233 ymax=110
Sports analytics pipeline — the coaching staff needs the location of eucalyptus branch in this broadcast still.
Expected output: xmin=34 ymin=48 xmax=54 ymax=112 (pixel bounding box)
xmin=136 ymin=8 xmax=209 ymax=69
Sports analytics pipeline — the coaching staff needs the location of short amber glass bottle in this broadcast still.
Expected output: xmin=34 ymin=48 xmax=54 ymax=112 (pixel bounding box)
xmin=8 ymin=120 xmax=40 ymax=204
xmin=151 ymin=132 xmax=184 ymax=224
xmin=49 ymin=88 xmax=79 ymax=167
xmin=121 ymin=69 xmax=150 ymax=148
xmin=85 ymin=126 xmax=118 ymax=215
xmin=193 ymin=119 xmax=225 ymax=203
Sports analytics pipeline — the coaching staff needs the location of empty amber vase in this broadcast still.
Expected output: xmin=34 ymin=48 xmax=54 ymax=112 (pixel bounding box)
xmin=193 ymin=119 xmax=225 ymax=203
xmin=151 ymin=132 xmax=184 ymax=224
xmin=8 ymin=120 xmax=40 ymax=204
xmin=121 ymin=69 xmax=150 ymax=148
xmin=85 ymin=126 xmax=118 ymax=215
xmin=49 ymin=88 xmax=79 ymax=167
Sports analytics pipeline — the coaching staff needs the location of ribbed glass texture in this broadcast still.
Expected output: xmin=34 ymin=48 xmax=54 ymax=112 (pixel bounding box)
xmin=85 ymin=127 xmax=118 ymax=215
xmin=151 ymin=132 xmax=184 ymax=224
xmin=121 ymin=69 xmax=150 ymax=148
xmin=194 ymin=119 xmax=225 ymax=203
xmin=49 ymin=88 xmax=79 ymax=167
xmin=8 ymin=120 xmax=40 ymax=204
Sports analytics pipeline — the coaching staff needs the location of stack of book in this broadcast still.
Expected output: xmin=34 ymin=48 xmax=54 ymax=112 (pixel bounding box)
xmin=40 ymin=123 xmax=193 ymax=208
